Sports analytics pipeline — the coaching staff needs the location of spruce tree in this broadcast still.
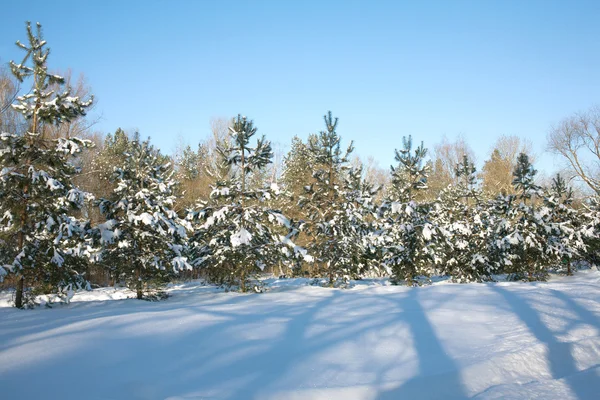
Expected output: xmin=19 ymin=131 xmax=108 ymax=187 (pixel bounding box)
xmin=0 ymin=22 xmax=94 ymax=307
xmin=96 ymin=139 xmax=191 ymax=299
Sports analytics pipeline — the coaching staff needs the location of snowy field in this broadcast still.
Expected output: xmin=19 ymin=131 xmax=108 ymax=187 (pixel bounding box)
xmin=1 ymin=272 xmax=600 ymax=400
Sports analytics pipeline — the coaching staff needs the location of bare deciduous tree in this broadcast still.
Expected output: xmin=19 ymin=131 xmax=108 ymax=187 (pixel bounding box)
xmin=0 ymin=65 xmax=24 ymax=133
xmin=434 ymin=135 xmax=476 ymax=185
xmin=548 ymin=106 xmax=600 ymax=195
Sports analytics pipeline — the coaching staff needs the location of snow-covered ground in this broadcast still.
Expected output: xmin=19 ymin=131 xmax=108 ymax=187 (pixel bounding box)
xmin=1 ymin=272 xmax=599 ymax=400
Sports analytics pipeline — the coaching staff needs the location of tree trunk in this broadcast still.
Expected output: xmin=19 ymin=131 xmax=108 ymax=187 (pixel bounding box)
xmin=567 ymin=259 xmax=572 ymax=276
xmin=15 ymin=276 xmax=24 ymax=308
xmin=136 ymin=266 xmax=143 ymax=300
xmin=15 ymin=196 xmax=28 ymax=308
xmin=240 ymin=268 xmax=246 ymax=292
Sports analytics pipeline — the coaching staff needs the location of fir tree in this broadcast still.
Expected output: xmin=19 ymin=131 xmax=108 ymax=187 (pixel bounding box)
xmin=0 ymin=22 xmax=94 ymax=307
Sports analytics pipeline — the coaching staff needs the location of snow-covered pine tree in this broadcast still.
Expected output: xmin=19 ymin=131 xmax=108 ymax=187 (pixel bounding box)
xmin=281 ymin=136 xmax=314 ymax=213
xmin=485 ymin=193 xmax=517 ymax=274
xmin=178 ymin=144 xmax=202 ymax=181
xmin=0 ymin=22 xmax=94 ymax=307
xmin=582 ymin=196 xmax=600 ymax=267
xmin=96 ymin=139 xmax=191 ymax=299
xmin=454 ymin=154 xmax=478 ymax=204
xmin=300 ymin=111 xmax=371 ymax=285
xmin=90 ymin=129 xmax=137 ymax=196
xmin=388 ymin=136 xmax=429 ymax=203
xmin=432 ymin=155 xmax=493 ymax=282
xmin=512 ymin=153 xmax=540 ymax=204
xmin=190 ymin=115 xmax=304 ymax=291
xmin=277 ymin=135 xmax=317 ymax=275
xmin=380 ymin=136 xmax=437 ymax=285
xmin=504 ymin=153 xmax=551 ymax=280
xmin=543 ymin=174 xmax=585 ymax=275
xmin=344 ymin=163 xmax=382 ymax=277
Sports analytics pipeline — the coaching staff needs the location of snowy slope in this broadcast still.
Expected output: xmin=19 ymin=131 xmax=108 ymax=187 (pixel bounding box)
xmin=1 ymin=272 xmax=599 ymax=400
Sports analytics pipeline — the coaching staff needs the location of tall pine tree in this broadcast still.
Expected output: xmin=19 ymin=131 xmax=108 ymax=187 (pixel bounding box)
xmin=380 ymin=136 xmax=437 ymax=284
xmin=96 ymin=139 xmax=191 ymax=299
xmin=190 ymin=115 xmax=304 ymax=291
xmin=0 ymin=22 xmax=94 ymax=307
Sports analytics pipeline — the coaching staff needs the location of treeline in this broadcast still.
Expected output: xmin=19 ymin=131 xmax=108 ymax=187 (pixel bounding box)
xmin=1 ymin=23 xmax=599 ymax=308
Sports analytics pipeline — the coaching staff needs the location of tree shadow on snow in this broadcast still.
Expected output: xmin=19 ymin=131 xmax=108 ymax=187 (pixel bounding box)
xmin=491 ymin=285 xmax=599 ymax=400
xmin=375 ymin=288 xmax=468 ymax=400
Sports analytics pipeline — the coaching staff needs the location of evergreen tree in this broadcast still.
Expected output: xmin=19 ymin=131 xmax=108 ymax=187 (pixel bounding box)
xmin=543 ymin=174 xmax=585 ymax=275
xmin=485 ymin=194 xmax=516 ymax=274
xmin=91 ymin=128 xmax=137 ymax=195
xmin=281 ymin=136 xmax=314 ymax=212
xmin=432 ymin=158 xmax=493 ymax=282
xmin=388 ymin=135 xmax=429 ymax=202
xmin=96 ymin=139 xmax=191 ymax=299
xmin=380 ymin=136 xmax=436 ymax=284
xmin=455 ymin=154 xmax=478 ymax=204
xmin=344 ymin=164 xmax=382 ymax=277
xmin=278 ymin=135 xmax=316 ymax=275
xmin=512 ymin=153 xmax=540 ymax=202
xmin=190 ymin=115 xmax=304 ymax=291
xmin=503 ymin=154 xmax=550 ymax=280
xmin=0 ymin=22 xmax=94 ymax=307
xmin=300 ymin=111 xmax=370 ymax=285
xmin=582 ymin=196 xmax=600 ymax=267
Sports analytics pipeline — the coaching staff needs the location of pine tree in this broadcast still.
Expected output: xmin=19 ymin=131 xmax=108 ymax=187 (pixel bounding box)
xmin=388 ymin=135 xmax=429 ymax=202
xmin=0 ymin=22 xmax=94 ymax=307
xmin=300 ymin=111 xmax=370 ymax=285
xmin=380 ymin=136 xmax=436 ymax=284
xmin=344 ymin=163 xmax=382 ymax=277
xmin=582 ymin=196 xmax=600 ymax=267
xmin=190 ymin=115 xmax=304 ymax=291
xmin=512 ymin=153 xmax=540 ymax=202
xmin=455 ymin=154 xmax=478 ymax=204
xmin=96 ymin=139 xmax=191 ymax=299
xmin=281 ymin=136 xmax=314 ymax=213
xmin=504 ymin=154 xmax=550 ymax=280
xmin=543 ymin=174 xmax=585 ymax=275
xmin=432 ymin=157 xmax=493 ymax=282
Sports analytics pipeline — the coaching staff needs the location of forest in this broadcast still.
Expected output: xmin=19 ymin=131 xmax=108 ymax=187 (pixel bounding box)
xmin=1 ymin=22 xmax=599 ymax=308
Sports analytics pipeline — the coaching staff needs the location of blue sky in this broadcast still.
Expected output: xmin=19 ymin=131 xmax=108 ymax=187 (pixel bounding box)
xmin=2 ymin=0 xmax=599 ymax=176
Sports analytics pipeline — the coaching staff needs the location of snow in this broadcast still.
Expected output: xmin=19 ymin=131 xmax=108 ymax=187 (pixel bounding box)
xmin=0 ymin=271 xmax=599 ymax=399
xmin=230 ymin=227 xmax=252 ymax=247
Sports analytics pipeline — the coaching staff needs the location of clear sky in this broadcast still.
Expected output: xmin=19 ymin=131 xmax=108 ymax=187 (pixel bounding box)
xmin=2 ymin=0 xmax=599 ymax=176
